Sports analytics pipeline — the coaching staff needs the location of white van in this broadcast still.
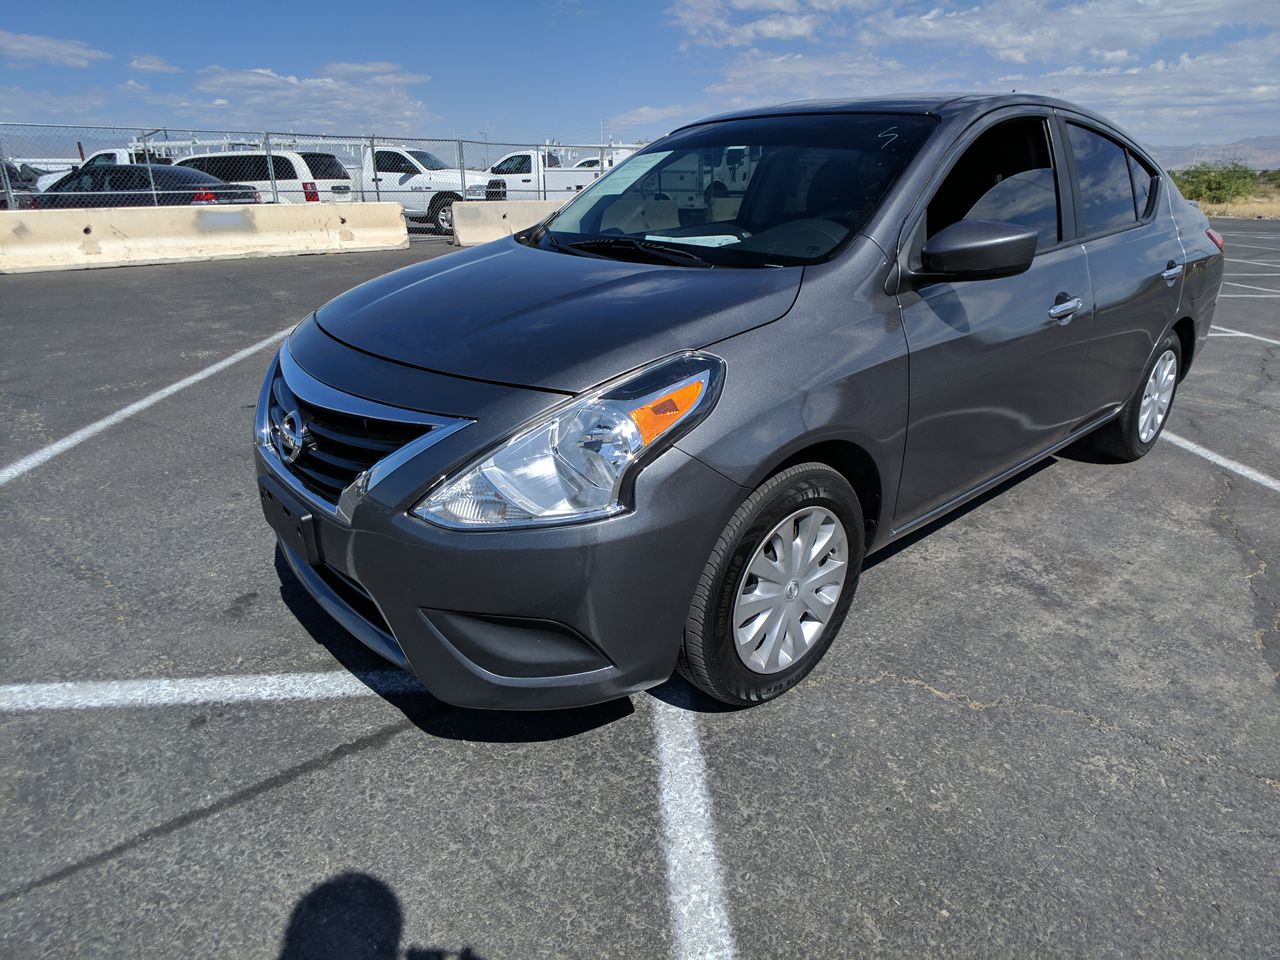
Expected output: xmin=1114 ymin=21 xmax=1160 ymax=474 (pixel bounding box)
xmin=174 ymin=151 xmax=352 ymax=204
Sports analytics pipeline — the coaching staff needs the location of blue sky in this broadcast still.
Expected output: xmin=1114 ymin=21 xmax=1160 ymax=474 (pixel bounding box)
xmin=1 ymin=0 xmax=1276 ymax=147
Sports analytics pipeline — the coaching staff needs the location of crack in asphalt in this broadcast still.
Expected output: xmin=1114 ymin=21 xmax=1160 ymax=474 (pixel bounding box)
xmin=0 ymin=719 xmax=412 ymax=905
xmin=814 ymin=670 xmax=1280 ymax=791
xmin=1210 ymin=473 xmax=1280 ymax=675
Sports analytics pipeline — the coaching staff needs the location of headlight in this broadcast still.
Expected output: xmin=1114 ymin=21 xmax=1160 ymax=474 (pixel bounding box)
xmin=414 ymin=352 xmax=724 ymax=529
xmin=465 ymin=184 xmax=486 ymax=198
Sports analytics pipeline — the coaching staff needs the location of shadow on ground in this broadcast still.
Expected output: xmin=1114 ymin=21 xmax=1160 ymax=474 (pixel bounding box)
xmin=278 ymin=872 xmax=487 ymax=960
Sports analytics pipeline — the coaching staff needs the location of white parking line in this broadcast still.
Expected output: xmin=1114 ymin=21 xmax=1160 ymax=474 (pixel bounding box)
xmin=1219 ymin=293 xmax=1280 ymax=298
xmin=1224 ymin=241 xmax=1280 ymax=253
xmin=1164 ymin=432 xmax=1280 ymax=494
xmin=1210 ymin=325 xmax=1280 ymax=346
xmin=652 ymin=698 xmax=738 ymax=960
xmin=1223 ymin=280 xmax=1280 ymax=293
xmin=0 ymin=665 xmax=740 ymax=958
xmin=0 ymin=669 xmax=421 ymax=713
xmin=1226 ymin=258 xmax=1280 ymax=268
xmin=0 ymin=327 xmax=291 ymax=489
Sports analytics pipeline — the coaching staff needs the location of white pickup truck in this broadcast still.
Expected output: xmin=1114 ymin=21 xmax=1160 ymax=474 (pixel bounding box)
xmin=357 ymin=145 xmax=474 ymax=231
xmin=464 ymin=148 xmax=612 ymax=202
xmin=35 ymin=147 xmax=178 ymax=191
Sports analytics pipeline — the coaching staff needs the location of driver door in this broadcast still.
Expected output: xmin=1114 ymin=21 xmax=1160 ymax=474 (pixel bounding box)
xmin=894 ymin=112 xmax=1094 ymax=528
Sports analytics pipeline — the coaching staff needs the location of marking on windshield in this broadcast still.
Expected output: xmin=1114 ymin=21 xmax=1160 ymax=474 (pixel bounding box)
xmin=878 ymin=126 xmax=900 ymax=150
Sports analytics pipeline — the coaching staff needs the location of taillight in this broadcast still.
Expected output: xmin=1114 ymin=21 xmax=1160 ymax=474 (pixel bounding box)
xmin=191 ymin=190 xmax=218 ymax=204
xmin=302 ymin=181 xmax=319 ymax=202
xmin=29 ymin=196 xmax=40 ymax=210
xmin=1206 ymin=227 xmax=1224 ymax=252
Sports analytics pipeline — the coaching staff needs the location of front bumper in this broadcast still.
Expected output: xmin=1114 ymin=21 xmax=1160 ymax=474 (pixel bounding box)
xmin=255 ymin=345 xmax=744 ymax=710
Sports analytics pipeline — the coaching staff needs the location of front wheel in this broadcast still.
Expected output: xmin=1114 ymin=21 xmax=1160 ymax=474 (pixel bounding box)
xmin=428 ymin=194 xmax=459 ymax=234
xmin=678 ymin=463 xmax=865 ymax=706
xmin=1087 ymin=331 xmax=1182 ymax=462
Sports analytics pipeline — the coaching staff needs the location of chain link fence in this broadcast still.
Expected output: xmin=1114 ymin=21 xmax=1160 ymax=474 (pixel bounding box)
xmin=0 ymin=122 xmax=641 ymax=238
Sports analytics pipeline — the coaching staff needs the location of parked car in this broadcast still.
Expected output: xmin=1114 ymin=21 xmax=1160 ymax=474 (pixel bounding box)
xmin=175 ymin=150 xmax=351 ymax=205
xmin=254 ymin=94 xmax=1223 ymax=710
xmin=465 ymin=148 xmax=602 ymax=201
xmin=356 ymin=145 xmax=472 ymax=232
xmin=35 ymin=148 xmax=175 ymax=191
xmin=34 ymin=164 xmax=259 ymax=208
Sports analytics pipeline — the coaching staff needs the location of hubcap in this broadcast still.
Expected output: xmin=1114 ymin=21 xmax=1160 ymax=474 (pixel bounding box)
xmin=1138 ymin=349 xmax=1177 ymax=443
xmin=438 ymin=204 xmax=453 ymax=231
xmin=732 ymin=506 xmax=849 ymax=675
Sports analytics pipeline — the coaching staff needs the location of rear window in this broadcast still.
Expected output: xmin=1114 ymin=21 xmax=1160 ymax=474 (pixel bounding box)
xmin=300 ymin=153 xmax=350 ymax=180
xmin=1067 ymin=123 xmax=1138 ymax=235
xmin=155 ymin=167 xmax=222 ymax=186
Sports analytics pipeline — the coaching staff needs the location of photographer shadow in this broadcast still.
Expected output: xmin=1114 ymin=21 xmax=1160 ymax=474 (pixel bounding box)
xmin=278 ymin=872 xmax=486 ymax=960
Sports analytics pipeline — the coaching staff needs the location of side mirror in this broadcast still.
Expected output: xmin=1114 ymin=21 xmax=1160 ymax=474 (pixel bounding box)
xmin=916 ymin=220 xmax=1038 ymax=284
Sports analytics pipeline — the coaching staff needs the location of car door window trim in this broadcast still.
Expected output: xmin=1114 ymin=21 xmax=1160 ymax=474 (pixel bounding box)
xmin=1057 ymin=114 xmax=1163 ymax=244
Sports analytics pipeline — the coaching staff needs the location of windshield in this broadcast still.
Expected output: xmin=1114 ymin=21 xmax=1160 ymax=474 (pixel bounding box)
xmin=408 ymin=150 xmax=449 ymax=171
xmin=538 ymin=113 xmax=933 ymax=267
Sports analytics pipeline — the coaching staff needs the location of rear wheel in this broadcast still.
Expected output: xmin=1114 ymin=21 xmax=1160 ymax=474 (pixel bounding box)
xmin=1087 ymin=331 xmax=1182 ymax=462
xmin=678 ymin=463 xmax=865 ymax=706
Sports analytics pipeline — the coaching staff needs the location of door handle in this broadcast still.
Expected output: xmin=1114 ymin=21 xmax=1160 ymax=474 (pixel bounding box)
xmin=1047 ymin=296 xmax=1083 ymax=323
xmin=1162 ymin=262 xmax=1184 ymax=282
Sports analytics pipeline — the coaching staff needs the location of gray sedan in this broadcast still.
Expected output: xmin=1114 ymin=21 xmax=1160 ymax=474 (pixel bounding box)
xmin=254 ymin=94 xmax=1224 ymax=709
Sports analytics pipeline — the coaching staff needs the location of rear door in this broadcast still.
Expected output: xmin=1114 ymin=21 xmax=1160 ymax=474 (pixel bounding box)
xmin=1060 ymin=118 xmax=1185 ymax=411
xmin=299 ymin=152 xmax=352 ymax=202
xmin=894 ymin=111 xmax=1095 ymax=528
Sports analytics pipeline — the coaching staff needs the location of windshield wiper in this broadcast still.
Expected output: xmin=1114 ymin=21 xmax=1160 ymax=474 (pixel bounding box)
xmin=568 ymin=237 xmax=714 ymax=268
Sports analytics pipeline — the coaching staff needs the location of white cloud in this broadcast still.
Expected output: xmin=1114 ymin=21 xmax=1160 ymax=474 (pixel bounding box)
xmin=320 ymin=61 xmax=402 ymax=77
xmin=670 ymin=0 xmax=827 ymax=46
xmin=1003 ymin=32 xmax=1280 ymax=144
xmin=0 ymin=86 xmax=109 ymax=121
xmin=607 ymin=104 xmax=697 ymax=137
xmin=871 ymin=0 xmax=1280 ymax=65
xmin=0 ymin=29 xmax=110 ymax=68
xmin=129 ymin=54 xmax=180 ymax=73
xmin=184 ymin=64 xmax=434 ymax=133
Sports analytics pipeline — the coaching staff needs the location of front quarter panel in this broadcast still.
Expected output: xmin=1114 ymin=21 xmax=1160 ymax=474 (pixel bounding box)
xmin=674 ymin=237 xmax=907 ymax=549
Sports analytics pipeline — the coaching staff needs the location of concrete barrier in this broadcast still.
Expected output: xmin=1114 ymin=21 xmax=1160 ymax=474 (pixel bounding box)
xmin=452 ymin=200 xmax=563 ymax=247
xmin=0 ymin=202 xmax=408 ymax=274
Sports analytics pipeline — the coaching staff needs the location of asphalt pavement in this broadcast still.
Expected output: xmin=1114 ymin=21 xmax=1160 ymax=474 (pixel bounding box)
xmin=1 ymin=223 xmax=1276 ymax=958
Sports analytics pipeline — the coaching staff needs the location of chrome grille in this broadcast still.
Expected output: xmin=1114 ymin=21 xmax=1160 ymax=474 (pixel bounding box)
xmin=267 ymin=367 xmax=432 ymax=505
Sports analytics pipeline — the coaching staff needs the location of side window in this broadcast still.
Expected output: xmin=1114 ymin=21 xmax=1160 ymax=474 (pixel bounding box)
xmin=84 ymin=154 xmax=117 ymax=168
xmin=494 ymin=154 xmax=532 ymax=175
xmin=105 ymin=169 xmax=147 ymax=191
xmin=925 ymin=117 xmax=1061 ymax=252
xmin=272 ymin=155 xmax=296 ymax=181
xmin=1067 ymin=123 xmax=1137 ymax=235
xmin=375 ymin=151 xmax=415 ymax=174
xmin=1128 ymin=151 xmax=1157 ymax=219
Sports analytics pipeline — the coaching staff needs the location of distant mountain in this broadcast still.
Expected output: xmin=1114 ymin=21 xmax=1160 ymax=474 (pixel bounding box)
xmin=1147 ymin=135 xmax=1280 ymax=170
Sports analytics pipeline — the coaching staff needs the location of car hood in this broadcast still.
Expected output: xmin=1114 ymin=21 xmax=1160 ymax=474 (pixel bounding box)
xmin=313 ymin=237 xmax=803 ymax=392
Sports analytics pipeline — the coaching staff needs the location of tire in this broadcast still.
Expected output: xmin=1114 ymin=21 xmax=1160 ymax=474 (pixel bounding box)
xmin=678 ymin=463 xmax=865 ymax=706
xmin=428 ymin=193 xmax=459 ymax=234
xmin=1087 ymin=331 xmax=1182 ymax=462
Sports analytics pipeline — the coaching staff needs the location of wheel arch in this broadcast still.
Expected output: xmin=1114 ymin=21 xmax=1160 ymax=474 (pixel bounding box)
xmin=1172 ymin=315 xmax=1195 ymax=378
xmin=762 ymin=439 xmax=884 ymax=548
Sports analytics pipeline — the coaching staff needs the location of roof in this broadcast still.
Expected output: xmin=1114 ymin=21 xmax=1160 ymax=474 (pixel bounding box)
xmin=678 ymin=93 xmax=1099 ymax=128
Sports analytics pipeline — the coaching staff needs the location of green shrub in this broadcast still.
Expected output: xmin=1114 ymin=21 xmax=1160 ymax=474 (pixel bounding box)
xmin=1171 ymin=162 xmax=1258 ymax=204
